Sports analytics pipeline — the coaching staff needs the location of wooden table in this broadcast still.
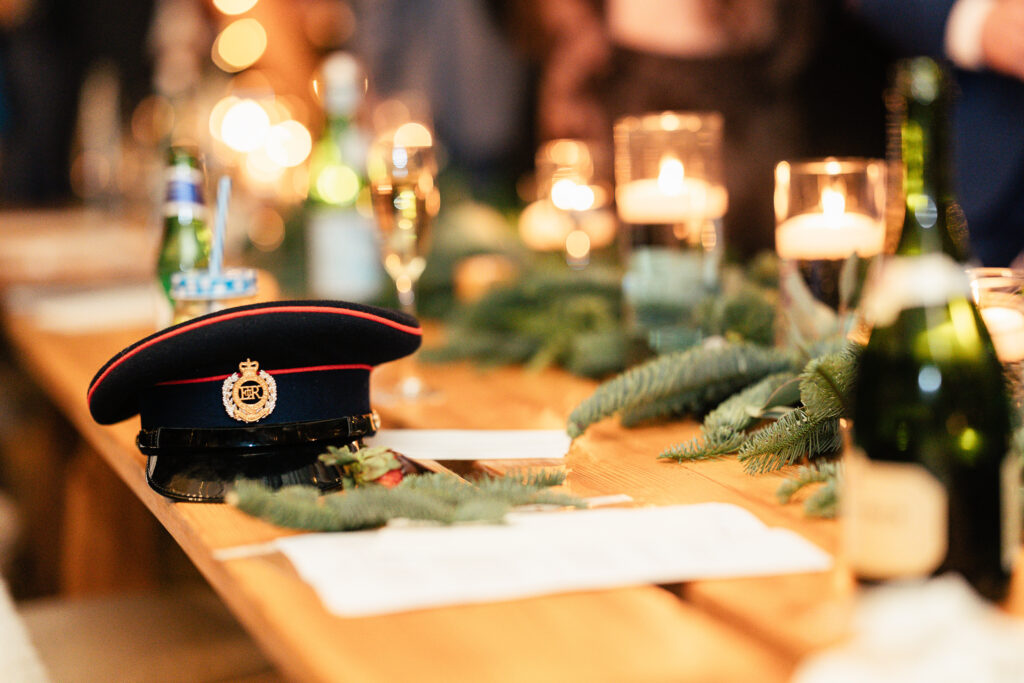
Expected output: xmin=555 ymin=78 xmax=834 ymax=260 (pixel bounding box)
xmin=3 ymin=257 xmax=1022 ymax=680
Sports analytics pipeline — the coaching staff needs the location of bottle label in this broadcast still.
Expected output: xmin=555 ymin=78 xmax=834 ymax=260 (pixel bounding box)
xmin=843 ymin=446 xmax=948 ymax=579
xmin=1002 ymin=454 xmax=1022 ymax=572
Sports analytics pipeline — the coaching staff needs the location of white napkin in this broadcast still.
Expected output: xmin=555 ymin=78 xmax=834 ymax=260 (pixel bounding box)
xmin=365 ymin=429 xmax=571 ymax=461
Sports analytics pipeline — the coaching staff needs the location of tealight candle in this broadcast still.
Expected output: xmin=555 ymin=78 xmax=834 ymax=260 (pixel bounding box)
xmin=775 ymin=212 xmax=884 ymax=260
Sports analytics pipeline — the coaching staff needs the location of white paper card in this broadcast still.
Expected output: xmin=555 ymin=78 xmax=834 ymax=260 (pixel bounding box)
xmin=274 ymin=503 xmax=833 ymax=617
xmin=364 ymin=429 xmax=571 ymax=461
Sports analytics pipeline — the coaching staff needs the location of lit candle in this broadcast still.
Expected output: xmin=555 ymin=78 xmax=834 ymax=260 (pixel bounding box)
xmin=616 ymin=156 xmax=724 ymax=224
xmin=980 ymin=305 xmax=1024 ymax=362
xmin=775 ymin=188 xmax=884 ymax=260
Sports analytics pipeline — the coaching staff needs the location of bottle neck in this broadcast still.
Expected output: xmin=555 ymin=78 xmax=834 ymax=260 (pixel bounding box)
xmin=892 ymin=60 xmax=968 ymax=261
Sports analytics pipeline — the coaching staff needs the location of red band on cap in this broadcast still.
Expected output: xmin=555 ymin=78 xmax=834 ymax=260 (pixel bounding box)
xmin=87 ymin=305 xmax=420 ymax=404
xmin=155 ymin=363 xmax=374 ymax=386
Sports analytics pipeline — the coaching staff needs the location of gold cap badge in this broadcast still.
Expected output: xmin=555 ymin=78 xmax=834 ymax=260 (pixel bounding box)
xmin=221 ymin=359 xmax=277 ymax=423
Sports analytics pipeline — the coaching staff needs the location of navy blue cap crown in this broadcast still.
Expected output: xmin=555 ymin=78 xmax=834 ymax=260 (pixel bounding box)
xmin=88 ymin=299 xmax=421 ymax=427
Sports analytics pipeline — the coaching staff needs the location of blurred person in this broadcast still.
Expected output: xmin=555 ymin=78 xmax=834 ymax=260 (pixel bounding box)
xmin=853 ymin=0 xmax=1024 ymax=267
xmin=0 ymin=0 xmax=155 ymax=204
xmin=504 ymin=0 xmax=891 ymax=256
xmin=347 ymin=0 xmax=532 ymax=204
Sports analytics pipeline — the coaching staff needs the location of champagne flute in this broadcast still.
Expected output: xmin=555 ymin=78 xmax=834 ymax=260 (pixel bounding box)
xmin=367 ymin=122 xmax=440 ymax=401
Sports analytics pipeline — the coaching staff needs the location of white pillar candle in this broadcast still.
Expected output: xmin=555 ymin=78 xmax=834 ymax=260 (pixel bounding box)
xmin=980 ymin=305 xmax=1024 ymax=362
xmin=616 ymin=177 xmax=729 ymax=224
xmin=775 ymin=212 xmax=884 ymax=260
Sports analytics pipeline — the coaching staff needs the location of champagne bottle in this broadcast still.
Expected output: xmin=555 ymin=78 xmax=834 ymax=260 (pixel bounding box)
xmin=156 ymin=146 xmax=211 ymax=308
xmin=845 ymin=58 xmax=1020 ymax=602
xmin=889 ymin=57 xmax=969 ymax=261
xmin=305 ymin=52 xmax=383 ymax=302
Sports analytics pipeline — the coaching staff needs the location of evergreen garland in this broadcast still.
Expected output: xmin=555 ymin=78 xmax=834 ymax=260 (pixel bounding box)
xmin=776 ymin=461 xmax=842 ymax=518
xmin=735 ymin=346 xmax=856 ymax=474
xmin=737 ymin=408 xmax=841 ymax=474
xmin=566 ymin=341 xmax=798 ymax=438
xmin=229 ymin=470 xmax=584 ymax=532
xmin=659 ymin=371 xmax=798 ymax=462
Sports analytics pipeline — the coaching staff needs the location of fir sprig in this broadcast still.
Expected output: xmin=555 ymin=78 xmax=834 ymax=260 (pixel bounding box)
xmin=737 ymin=409 xmax=841 ymax=474
xmin=659 ymin=371 xmax=798 ymax=461
xmin=776 ymin=461 xmax=842 ymax=518
xmin=734 ymin=346 xmax=857 ymax=473
xmin=229 ymin=470 xmax=584 ymax=532
xmin=566 ymin=341 xmax=797 ymax=438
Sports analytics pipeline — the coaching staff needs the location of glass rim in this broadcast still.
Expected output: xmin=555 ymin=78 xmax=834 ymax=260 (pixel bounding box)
xmin=776 ymin=157 xmax=885 ymax=175
xmin=613 ymin=110 xmax=723 ymax=135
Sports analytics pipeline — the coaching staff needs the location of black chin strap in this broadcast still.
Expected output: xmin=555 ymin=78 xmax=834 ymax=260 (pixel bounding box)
xmin=136 ymin=412 xmax=380 ymax=455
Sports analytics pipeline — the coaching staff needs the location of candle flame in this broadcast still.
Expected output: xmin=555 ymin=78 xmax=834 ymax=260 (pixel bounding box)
xmin=821 ymin=187 xmax=845 ymax=218
xmin=657 ymin=156 xmax=685 ymax=196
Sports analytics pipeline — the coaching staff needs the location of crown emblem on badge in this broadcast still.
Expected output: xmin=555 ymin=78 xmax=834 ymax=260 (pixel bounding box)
xmin=222 ymin=358 xmax=277 ymax=423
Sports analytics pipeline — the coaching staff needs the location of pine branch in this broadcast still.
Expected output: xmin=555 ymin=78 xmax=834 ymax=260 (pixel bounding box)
xmin=804 ymin=478 xmax=838 ymax=518
xmin=776 ymin=461 xmax=841 ymax=503
xmin=660 ymin=371 xmax=797 ymax=461
xmin=229 ymin=471 xmax=584 ymax=532
xmin=799 ymin=345 xmax=859 ymax=419
xmin=566 ymin=342 xmax=797 ymax=438
xmin=737 ymin=409 xmax=841 ymax=474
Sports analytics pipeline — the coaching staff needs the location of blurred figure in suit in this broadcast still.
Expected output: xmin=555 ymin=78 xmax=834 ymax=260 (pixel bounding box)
xmin=853 ymin=0 xmax=1024 ymax=266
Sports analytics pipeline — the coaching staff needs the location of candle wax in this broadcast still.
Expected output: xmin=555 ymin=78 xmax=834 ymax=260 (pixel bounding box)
xmin=775 ymin=212 xmax=883 ymax=260
xmin=616 ymin=178 xmax=724 ymax=224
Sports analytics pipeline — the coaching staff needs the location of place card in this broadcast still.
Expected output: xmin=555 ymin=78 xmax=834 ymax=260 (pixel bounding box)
xmin=273 ymin=503 xmax=832 ymax=617
xmin=364 ymin=429 xmax=572 ymax=461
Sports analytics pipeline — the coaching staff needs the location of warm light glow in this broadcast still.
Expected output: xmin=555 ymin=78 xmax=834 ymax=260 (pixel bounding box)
xmin=657 ymin=156 xmax=685 ymax=196
xmin=213 ymin=18 xmax=267 ymax=72
xmin=209 ymin=95 xmax=239 ymax=141
xmin=550 ymin=178 xmax=595 ymax=212
xmin=244 ymin=147 xmax=285 ymax=185
xmin=248 ymin=206 xmax=286 ymax=252
xmin=221 ymin=99 xmax=270 ymax=152
xmin=518 ymin=199 xmax=574 ymax=251
xmin=821 ymin=187 xmax=846 ymax=217
xmin=393 ymin=122 xmax=432 ymax=148
xmin=265 ymin=120 xmax=312 ymax=167
xmin=565 ymin=229 xmax=591 ymax=260
xmin=213 ymin=0 xmax=258 ymax=15
xmin=315 ymin=165 xmax=360 ymax=205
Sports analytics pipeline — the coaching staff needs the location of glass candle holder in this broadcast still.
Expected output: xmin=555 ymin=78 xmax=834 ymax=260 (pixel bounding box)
xmin=613 ymin=112 xmax=726 ymax=356
xmin=969 ymin=268 xmax=1024 ymax=408
xmin=774 ymin=158 xmax=885 ymax=344
xmin=519 ymin=138 xmax=615 ymax=269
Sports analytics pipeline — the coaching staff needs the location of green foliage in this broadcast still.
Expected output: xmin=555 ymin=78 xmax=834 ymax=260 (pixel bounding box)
xmin=660 ymin=371 xmax=798 ymax=461
xmin=229 ymin=470 xmax=585 ymax=532
xmin=566 ymin=341 xmax=798 ymax=438
xmin=737 ymin=409 xmax=841 ymax=474
xmin=421 ymin=265 xmax=627 ymax=376
xmin=776 ymin=461 xmax=842 ymax=518
xmin=319 ymin=444 xmax=403 ymax=489
xmin=734 ymin=345 xmax=858 ymax=474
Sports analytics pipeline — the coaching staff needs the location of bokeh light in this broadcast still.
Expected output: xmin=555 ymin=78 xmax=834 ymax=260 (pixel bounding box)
xmin=314 ymin=164 xmax=360 ymax=205
xmin=266 ymin=120 xmax=313 ymax=168
xmin=213 ymin=18 xmax=267 ymax=72
xmin=221 ymin=99 xmax=270 ymax=152
xmin=213 ymin=0 xmax=258 ymax=15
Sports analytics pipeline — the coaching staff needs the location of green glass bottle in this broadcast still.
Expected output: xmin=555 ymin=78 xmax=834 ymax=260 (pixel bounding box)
xmin=889 ymin=57 xmax=969 ymax=261
xmin=156 ymin=146 xmax=211 ymax=304
xmin=846 ymin=58 xmax=1019 ymax=602
xmin=305 ymin=52 xmax=383 ymax=302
